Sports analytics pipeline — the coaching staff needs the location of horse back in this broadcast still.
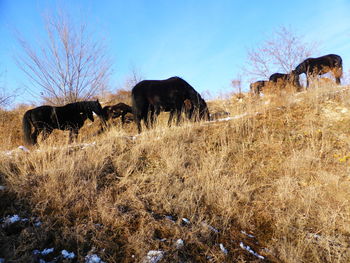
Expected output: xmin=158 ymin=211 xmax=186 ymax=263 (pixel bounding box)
xmin=53 ymin=104 xmax=88 ymax=129
xmin=308 ymin=54 xmax=342 ymax=71
xmin=132 ymin=77 xmax=194 ymax=106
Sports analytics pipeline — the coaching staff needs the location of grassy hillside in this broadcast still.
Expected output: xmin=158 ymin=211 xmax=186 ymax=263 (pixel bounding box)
xmin=1 ymin=84 xmax=350 ymax=262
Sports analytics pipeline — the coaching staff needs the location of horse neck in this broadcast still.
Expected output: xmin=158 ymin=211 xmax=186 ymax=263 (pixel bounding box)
xmin=79 ymin=101 xmax=95 ymax=113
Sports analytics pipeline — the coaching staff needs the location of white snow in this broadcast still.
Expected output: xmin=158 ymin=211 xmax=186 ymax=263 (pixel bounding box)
xmin=62 ymin=250 xmax=75 ymax=259
xmin=201 ymin=222 xmax=219 ymax=233
xmin=219 ymin=243 xmax=228 ymax=254
xmin=240 ymin=242 xmax=264 ymax=260
xmin=181 ymin=218 xmax=190 ymax=224
xmin=9 ymin=214 xmax=20 ymax=223
xmin=85 ymin=254 xmax=105 ymax=263
xmin=3 ymin=214 xmax=20 ymax=225
xmin=33 ymin=248 xmax=54 ymax=256
xmin=41 ymin=248 xmax=54 ymax=255
xmin=241 ymin=230 xmax=255 ymax=238
xmin=175 ymin=239 xmax=184 ymax=249
xmin=34 ymin=220 xmax=42 ymax=227
xmin=144 ymin=250 xmax=164 ymax=263
xmin=18 ymin=145 xmax=30 ymax=152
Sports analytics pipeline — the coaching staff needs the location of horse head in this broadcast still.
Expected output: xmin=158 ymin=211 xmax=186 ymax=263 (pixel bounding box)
xmin=102 ymin=106 xmax=113 ymax=121
xmin=91 ymin=100 xmax=107 ymax=125
xmin=198 ymin=98 xmax=210 ymax=121
xmin=185 ymin=95 xmax=210 ymax=121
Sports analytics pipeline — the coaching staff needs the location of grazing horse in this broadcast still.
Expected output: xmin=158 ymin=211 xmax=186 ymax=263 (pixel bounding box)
xmin=131 ymin=76 xmax=210 ymax=133
xmin=22 ymin=100 xmax=105 ymax=145
xmin=294 ymin=54 xmax=343 ymax=87
xmin=250 ymin=80 xmax=268 ymax=96
xmin=269 ymin=72 xmax=301 ymax=91
xmin=102 ymin=102 xmax=133 ymax=125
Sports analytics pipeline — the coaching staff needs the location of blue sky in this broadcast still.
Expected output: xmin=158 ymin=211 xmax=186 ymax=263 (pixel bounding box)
xmin=1 ymin=0 xmax=350 ymax=105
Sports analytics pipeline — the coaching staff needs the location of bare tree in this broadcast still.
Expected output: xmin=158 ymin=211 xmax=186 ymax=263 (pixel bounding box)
xmin=244 ymin=26 xmax=317 ymax=81
xmin=16 ymin=11 xmax=112 ymax=105
xmin=123 ymin=66 xmax=144 ymax=91
xmin=0 ymin=71 xmax=16 ymax=108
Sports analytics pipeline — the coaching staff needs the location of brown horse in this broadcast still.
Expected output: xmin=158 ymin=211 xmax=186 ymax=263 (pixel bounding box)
xmin=102 ymin=102 xmax=133 ymax=125
xmin=269 ymin=72 xmax=301 ymax=90
xmin=294 ymin=54 xmax=343 ymax=87
xmin=250 ymin=80 xmax=268 ymax=96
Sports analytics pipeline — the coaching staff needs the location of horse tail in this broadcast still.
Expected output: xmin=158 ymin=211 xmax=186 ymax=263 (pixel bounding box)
xmin=22 ymin=110 xmax=34 ymax=145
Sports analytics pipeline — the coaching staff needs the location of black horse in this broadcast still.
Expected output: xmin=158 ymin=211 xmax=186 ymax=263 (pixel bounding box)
xmin=294 ymin=54 xmax=343 ymax=87
xmin=22 ymin=100 xmax=105 ymax=145
xmin=269 ymin=72 xmax=301 ymax=90
xmin=131 ymin=76 xmax=210 ymax=133
xmin=102 ymin=102 xmax=133 ymax=125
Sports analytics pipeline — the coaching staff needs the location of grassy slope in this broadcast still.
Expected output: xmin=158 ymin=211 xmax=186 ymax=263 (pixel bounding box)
xmin=1 ymin=85 xmax=350 ymax=262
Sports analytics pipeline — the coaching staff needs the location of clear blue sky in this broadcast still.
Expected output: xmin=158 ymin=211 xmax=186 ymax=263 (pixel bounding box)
xmin=1 ymin=0 xmax=350 ymax=105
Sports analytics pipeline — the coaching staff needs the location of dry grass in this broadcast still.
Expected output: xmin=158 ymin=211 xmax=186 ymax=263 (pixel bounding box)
xmin=1 ymin=83 xmax=350 ymax=262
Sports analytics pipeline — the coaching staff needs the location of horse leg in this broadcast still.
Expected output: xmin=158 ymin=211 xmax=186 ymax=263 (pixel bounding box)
xmin=168 ymin=110 xmax=174 ymax=126
xmin=175 ymin=110 xmax=182 ymax=126
xmin=147 ymin=107 xmax=157 ymax=129
xmin=136 ymin=115 xmax=142 ymax=133
xmin=121 ymin=113 xmax=126 ymax=126
xmin=306 ymin=75 xmax=310 ymax=88
xmin=335 ymin=70 xmax=341 ymax=85
xmin=334 ymin=67 xmax=342 ymax=85
xmin=31 ymin=128 xmax=40 ymax=145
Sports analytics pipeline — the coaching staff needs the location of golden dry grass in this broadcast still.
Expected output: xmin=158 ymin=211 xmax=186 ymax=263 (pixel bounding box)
xmin=1 ymin=83 xmax=350 ymax=262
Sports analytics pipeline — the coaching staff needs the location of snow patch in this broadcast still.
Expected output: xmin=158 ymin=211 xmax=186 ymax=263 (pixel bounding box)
xmin=219 ymin=243 xmax=228 ymax=254
xmin=85 ymin=254 xmax=105 ymax=263
xmin=181 ymin=218 xmax=190 ymax=224
xmin=143 ymin=250 xmax=164 ymax=263
xmin=241 ymin=230 xmax=255 ymax=238
xmin=33 ymin=248 xmax=54 ymax=256
xmin=175 ymin=239 xmax=184 ymax=249
xmin=34 ymin=220 xmax=42 ymax=227
xmin=62 ymin=250 xmax=75 ymax=259
xmin=240 ymin=242 xmax=264 ymax=260
xmin=41 ymin=248 xmax=54 ymax=255
xmin=18 ymin=145 xmax=30 ymax=152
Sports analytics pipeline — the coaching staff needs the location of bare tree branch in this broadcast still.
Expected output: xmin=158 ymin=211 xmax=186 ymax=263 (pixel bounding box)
xmin=0 ymin=71 xmax=16 ymax=108
xmin=16 ymin=10 xmax=112 ymax=105
xmin=243 ymin=26 xmax=317 ymax=81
